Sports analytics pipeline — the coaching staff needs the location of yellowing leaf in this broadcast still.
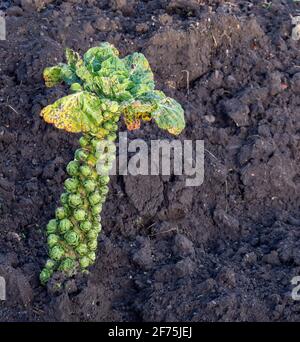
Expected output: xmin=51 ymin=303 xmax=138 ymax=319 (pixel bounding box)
xmin=40 ymin=92 xmax=106 ymax=134
xmin=43 ymin=66 xmax=62 ymax=87
xmin=41 ymin=43 xmax=185 ymax=137
xmin=152 ymin=97 xmax=185 ymax=135
xmin=43 ymin=63 xmax=79 ymax=87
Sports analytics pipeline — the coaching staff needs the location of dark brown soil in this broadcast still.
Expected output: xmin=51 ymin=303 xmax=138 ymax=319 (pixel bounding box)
xmin=1 ymin=0 xmax=300 ymax=322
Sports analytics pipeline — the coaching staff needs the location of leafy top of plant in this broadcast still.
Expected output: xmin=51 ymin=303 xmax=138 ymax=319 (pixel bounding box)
xmin=41 ymin=42 xmax=185 ymax=136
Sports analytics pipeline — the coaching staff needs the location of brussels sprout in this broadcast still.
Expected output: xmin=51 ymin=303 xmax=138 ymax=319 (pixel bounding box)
xmin=80 ymin=165 xmax=91 ymax=177
xmin=96 ymin=152 xmax=107 ymax=161
xmin=88 ymin=240 xmax=97 ymax=251
xmin=60 ymin=193 xmax=69 ymax=205
xmin=70 ymin=82 xmax=83 ymax=93
xmin=88 ymin=251 xmax=96 ymax=262
xmin=99 ymin=175 xmax=110 ymax=184
xmin=76 ymin=243 xmax=88 ymax=256
xmin=107 ymin=143 xmax=116 ymax=154
xmin=45 ymin=259 xmax=56 ymax=269
xmin=97 ymin=163 xmax=111 ymax=176
xmin=64 ymin=231 xmax=80 ymax=246
xmin=93 ymin=222 xmax=102 ymax=233
xmin=105 ymin=160 xmax=113 ymax=168
xmin=98 ymin=195 xmax=106 ymax=204
xmin=55 ymin=207 xmax=67 ymax=220
xmin=106 ymin=154 xmax=115 ymax=165
xmin=79 ymin=136 xmax=90 ymax=147
xmin=111 ymin=123 xmax=118 ymax=131
xmin=49 ymin=245 xmax=64 ymax=261
xmin=46 ymin=219 xmax=58 ymax=234
xmin=64 ymin=178 xmax=79 ymax=193
xmin=62 ymin=205 xmax=71 ymax=216
xmin=80 ymin=220 xmax=92 ymax=232
xmin=68 ymin=193 xmax=82 ymax=207
xmin=40 ymin=268 xmax=53 ymax=284
xmin=79 ymin=256 xmax=90 ymax=268
xmin=107 ymin=133 xmax=117 ymax=141
xmin=86 ymin=154 xmax=97 ymax=167
xmin=103 ymin=121 xmax=113 ymax=131
xmin=89 ymin=191 xmax=101 ymax=205
xmin=59 ymin=258 xmax=75 ymax=272
xmin=75 ymin=149 xmax=88 ymax=161
xmin=110 ymin=102 xmax=119 ymax=113
xmin=113 ymin=115 xmax=120 ymax=123
xmin=103 ymin=111 xmax=111 ymax=119
xmin=47 ymin=234 xmax=59 ymax=248
xmin=93 ymin=215 xmax=101 ymax=224
xmin=66 ymin=160 xmax=80 ymax=176
xmin=92 ymin=204 xmax=102 ymax=216
xmin=87 ymin=229 xmax=98 ymax=241
xmin=91 ymin=138 xmax=100 ymax=149
xmin=74 ymin=209 xmax=86 ymax=221
xmin=83 ymin=179 xmax=96 ymax=193
xmin=58 ymin=218 xmax=72 ymax=233
xmin=89 ymin=170 xmax=99 ymax=180
xmin=100 ymin=186 xmax=109 ymax=195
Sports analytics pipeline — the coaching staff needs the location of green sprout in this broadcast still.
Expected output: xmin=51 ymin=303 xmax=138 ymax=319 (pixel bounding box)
xmin=39 ymin=42 xmax=185 ymax=284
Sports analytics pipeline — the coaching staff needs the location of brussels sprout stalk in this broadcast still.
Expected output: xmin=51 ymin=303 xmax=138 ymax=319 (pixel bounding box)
xmin=39 ymin=42 xmax=185 ymax=284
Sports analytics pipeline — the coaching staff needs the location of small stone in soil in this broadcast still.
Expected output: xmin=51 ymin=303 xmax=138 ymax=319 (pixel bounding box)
xmin=174 ymin=257 xmax=195 ymax=278
xmin=223 ymin=98 xmax=250 ymax=127
xmin=172 ymin=233 xmax=195 ymax=257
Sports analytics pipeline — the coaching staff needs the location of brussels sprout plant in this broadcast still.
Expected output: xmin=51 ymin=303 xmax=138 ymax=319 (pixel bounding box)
xmin=39 ymin=42 xmax=185 ymax=284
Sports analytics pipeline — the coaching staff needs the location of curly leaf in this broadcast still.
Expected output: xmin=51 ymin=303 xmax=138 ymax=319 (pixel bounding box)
xmin=95 ymin=75 xmax=132 ymax=101
xmin=123 ymin=52 xmax=155 ymax=97
xmin=123 ymin=100 xmax=154 ymax=117
xmin=65 ymin=48 xmax=81 ymax=69
xmin=64 ymin=48 xmax=93 ymax=87
xmin=152 ymin=97 xmax=185 ymax=135
xmin=40 ymin=92 xmax=105 ymax=133
xmin=43 ymin=63 xmax=79 ymax=87
xmin=98 ymin=56 xmax=127 ymax=77
xmin=84 ymin=42 xmax=119 ymax=73
xmin=43 ymin=65 xmax=62 ymax=87
xmin=70 ymin=83 xmax=83 ymax=93
xmin=137 ymin=90 xmax=165 ymax=103
xmin=73 ymin=59 xmax=93 ymax=85
xmin=42 ymin=43 xmax=185 ymax=136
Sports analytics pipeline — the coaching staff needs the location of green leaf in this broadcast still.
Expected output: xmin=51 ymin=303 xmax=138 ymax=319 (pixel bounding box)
xmin=137 ymin=90 xmax=165 ymax=103
xmin=123 ymin=52 xmax=155 ymax=97
xmin=43 ymin=65 xmax=62 ymax=87
xmin=84 ymin=42 xmax=120 ymax=73
xmin=61 ymin=64 xmax=80 ymax=85
xmin=152 ymin=96 xmax=185 ymax=135
xmin=98 ymin=56 xmax=127 ymax=77
xmin=70 ymin=83 xmax=83 ymax=93
xmin=63 ymin=48 xmax=92 ymax=87
xmin=42 ymin=43 xmax=185 ymax=136
xmin=75 ymin=59 xmax=93 ymax=84
xmin=65 ymin=48 xmax=81 ymax=69
xmin=94 ymin=73 xmax=132 ymax=101
xmin=43 ymin=64 xmax=77 ymax=87
xmin=122 ymin=99 xmax=154 ymax=115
